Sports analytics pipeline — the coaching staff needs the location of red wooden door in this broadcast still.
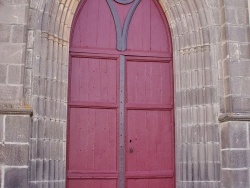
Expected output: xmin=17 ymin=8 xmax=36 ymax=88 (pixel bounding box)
xmin=67 ymin=0 xmax=174 ymax=188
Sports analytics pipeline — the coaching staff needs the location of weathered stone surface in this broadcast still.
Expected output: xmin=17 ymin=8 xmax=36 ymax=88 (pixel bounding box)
xmin=0 ymin=5 xmax=27 ymax=24
xmin=5 ymin=116 xmax=30 ymax=142
xmin=4 ymin=168 xmax=28 ymax=188
xmin=222 ymin=169 xmax=249 ymax=188
xmin=0 ymin=24 xmax=11 ymax=42
xmin=7 ymin=65 xmax=24 ymax=84
xmin=11 ymin=24 xmax=27 ymax=43
xmin=222 ymin=150 xmax=248 ymax=168
xmin=0 ymin=116 xmax=4 ymax=142
xmin=0 ymin=43 xmax=25 ymax=65
xmin=0 ymin=144 xmax=28 ymax=165
xmin=0 ymin=64 xmax=7 ymax=84
xmin=221 ymin=122 xmax=248 ymax=148
xmin=0 ymin=0 xmax=29 ymax=4
xmin=0 ymin=85 xmax=22 ymax=104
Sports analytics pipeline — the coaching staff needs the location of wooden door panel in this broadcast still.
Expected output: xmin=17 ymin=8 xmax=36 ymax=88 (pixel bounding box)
xmin=127 ymin=0 xmax=171 ymax=53
xmin=70 ymin=57 xmax=117 ymax=103
xmin=71 ymin=0 xmax=116 ymax=49
xmin=68 ymin=108 xmax=117 ymax=172
xmin=126 ymin=61 xmax=172 ymax=105
xmin=126 ymin=110 xmax=173 ymax=172
xmin=68 ymin=0 xmax=174 ymax=187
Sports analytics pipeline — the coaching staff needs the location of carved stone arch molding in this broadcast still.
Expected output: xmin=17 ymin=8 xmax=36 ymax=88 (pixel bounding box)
xmin=27 ymin=0 xmax=222 ymax=187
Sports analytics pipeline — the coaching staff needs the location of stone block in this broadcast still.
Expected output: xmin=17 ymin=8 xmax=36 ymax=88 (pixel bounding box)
xmin=0 ymin=24 xmax=11 ymax=42
xmin=36 ymin=159 xmax=43 ymax=181
xmin=0 ymin=43 xmax=25 ymax=64
xmin=221 ymin=122 xmax=248 ymax=149
xmin=240 ymin=44 xmax=250 ymax=59
xmin=24 ymin=68 xmax=32 ymax=88
xmin=0 ymin=85 xmax=22 ymax=104
xmin=237 ymin=8 xmax=248 ymax=25
xmin=249 ymin=124 xmax=250 ymax=147
xmin=224 ymin=0 xmax=248 ymax=7
xmin=241 ymin=60 xmax=250 ymax=77
xmin=7 ymin=64 xmax=24 ymax=84
xmin=5 ymin=116 xmax=30 ymax=142
xmin=222 ymin=150 xmax=248 ymax=168
xmin=0 ymin=64 xmax=7 ymax=84
xmin=25 ymin=49 xmax=33 ymax=68
xmin=30 ymin=160 xmax=36 ymax=181
xmin=30 ymin=139 xmax=37 ymax=159
xmin=0 ymin=116 xmax=3 ymax=142
xmin=0 ymin=0 xmax=29 ymax=4
xmin=227 ymin=25 xmax=248 ymax=42
xmin=49 ymin=159 xmax=55 ymax=180
xmin=29 ymin=0 xmax=46 ymax=10
xmin=4 ymin=168 xmax=28 ymax=188
xmin=231 ymin=96 xmax=243 ymax=112
xmin=222 ymin=169 xmax=249 ymax=188
xmin=0 ymin=5 xmax=27 ymax=24
xmin=224 ymin=8 xmax=237 ymax=24
xmin=43 ymin=159 xmax=49 ymax=180
xmin=0 ymin=144 xmax=28 ymax=165
xmin=242 ymin=79 xmax=250 ymax=96
xmin=37 ymin=139 xmax=44 ymax=159
xmin=11 ymin=24 xmax=27 ymax=43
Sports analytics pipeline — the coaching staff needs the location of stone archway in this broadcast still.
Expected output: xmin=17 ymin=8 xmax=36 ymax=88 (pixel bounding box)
xmin=26 ymin=0 xmax=221 ymax=187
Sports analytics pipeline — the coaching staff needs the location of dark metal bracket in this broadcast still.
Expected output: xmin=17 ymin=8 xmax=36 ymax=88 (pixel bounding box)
xmin=106 ymin=0 xmax=141 ymax=51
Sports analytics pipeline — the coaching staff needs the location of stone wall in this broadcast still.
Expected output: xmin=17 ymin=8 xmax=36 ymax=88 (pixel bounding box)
xmin=219 ymin=0 xmax=250 ymax=187
xmin=0 ymin=0 xmax=31 ymax=187
xmin=0 ymin=0 xmax=249 ymax=187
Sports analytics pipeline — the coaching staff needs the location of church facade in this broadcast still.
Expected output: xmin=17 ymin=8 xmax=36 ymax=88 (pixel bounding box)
xmin=0 ymin=0 xmax=249 ymax=187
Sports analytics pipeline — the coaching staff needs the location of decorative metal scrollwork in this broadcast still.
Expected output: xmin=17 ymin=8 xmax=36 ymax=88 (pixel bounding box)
xmin=114 ymin=0 xmax=134 ymax=4
xmin=106 ymin=0 xmax=141 ymax=51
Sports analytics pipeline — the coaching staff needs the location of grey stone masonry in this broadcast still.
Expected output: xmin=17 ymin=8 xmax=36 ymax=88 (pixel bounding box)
xmin=0 ymin=2 xmax=31 ymax=187
xmin=219 ymin=0 xmax=250 ymax=187
xmin=0 ymin=115 xmax=30 ymax=188
xmin=0 ymin=0 xmax=29 ymax=106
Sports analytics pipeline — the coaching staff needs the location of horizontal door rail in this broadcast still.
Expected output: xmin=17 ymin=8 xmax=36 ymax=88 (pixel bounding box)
xmin=126 ymin=170 xmax=174 ymax=179
xmin=67 ymin=171 xmax=119 ymax=179
xmin=70 ymin=47 xmax=172 ymax=59
xmin=69 ymin=102 xmax=118 ymax=109
xmin=125 ymin=103 xmax=173 ymax=110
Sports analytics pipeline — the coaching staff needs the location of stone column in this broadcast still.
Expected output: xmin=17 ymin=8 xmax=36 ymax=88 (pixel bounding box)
xmin=220 ymin=0 xmax=250 ymax=187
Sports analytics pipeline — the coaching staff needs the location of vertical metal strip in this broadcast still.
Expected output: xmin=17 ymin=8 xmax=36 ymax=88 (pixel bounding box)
xmin=119 ymin=55 xmax=125 ymax=188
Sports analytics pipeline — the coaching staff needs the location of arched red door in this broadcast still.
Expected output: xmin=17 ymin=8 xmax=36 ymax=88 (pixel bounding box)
xmin=67 ymin=0 xmax=174 ymax=187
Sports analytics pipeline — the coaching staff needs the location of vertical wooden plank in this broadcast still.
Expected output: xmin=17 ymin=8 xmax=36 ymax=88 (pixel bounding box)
xmin=97 ymin=0 xmax=115 ymax=49
xmin=150 ymin=1 xmax=168 ymax=52
xmin=126 ymin=110 xmax=137 ymax=171
xmin=79 ymin=58 xmax=89 ymax=102
xmin=70 ymin=58 xmax=80 ymax=102
xmin=107 ymin=59 xmax=117 ymax=103
xmin=136 ymin=63 xmax=146 ymax=103
xmin=127 ymin=0 xmax=143 ymax=50
xmin=126 ymin=62 xmax=137 ymax=103
xmin=78 ymin=0 xmax=89 ymax=47
xmin=142 ymin=0 xmax=151 ymax=51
